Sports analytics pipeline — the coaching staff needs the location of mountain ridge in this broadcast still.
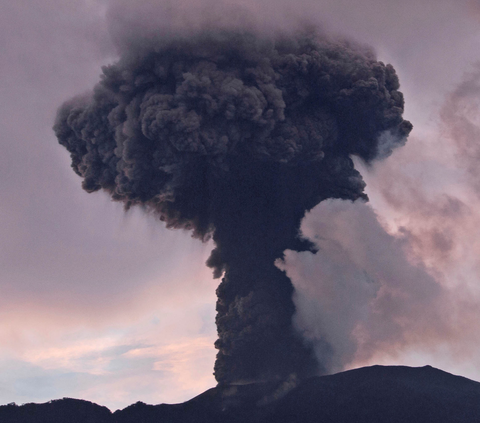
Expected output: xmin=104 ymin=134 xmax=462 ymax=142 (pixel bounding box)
xmin=2 ymin=365 xmax=480 ymax=422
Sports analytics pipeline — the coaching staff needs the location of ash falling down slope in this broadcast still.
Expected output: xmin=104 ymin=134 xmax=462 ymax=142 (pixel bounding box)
xmin=54 ymin=29 xmax=412 ymax=384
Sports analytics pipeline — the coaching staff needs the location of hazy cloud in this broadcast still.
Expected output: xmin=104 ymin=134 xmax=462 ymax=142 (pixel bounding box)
xmin=278 ymin=200 xmax=445 ymax=373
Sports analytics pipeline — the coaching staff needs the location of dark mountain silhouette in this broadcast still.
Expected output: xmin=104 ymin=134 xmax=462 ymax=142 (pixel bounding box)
xmin=2 ymin=365 xmax=480 ymax=422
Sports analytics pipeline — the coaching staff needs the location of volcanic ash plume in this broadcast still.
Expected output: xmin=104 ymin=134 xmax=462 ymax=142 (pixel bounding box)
xmin=54 ymin=30 xmax=412 ymax=384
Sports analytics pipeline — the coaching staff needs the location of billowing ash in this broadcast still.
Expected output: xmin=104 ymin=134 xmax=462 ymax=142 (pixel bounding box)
xmin=54 ymin=29 xmax=411 ymax=384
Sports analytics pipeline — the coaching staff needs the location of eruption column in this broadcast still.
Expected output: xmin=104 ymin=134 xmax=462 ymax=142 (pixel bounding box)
xmin=54 ymin=30 xmax=411 ymax=384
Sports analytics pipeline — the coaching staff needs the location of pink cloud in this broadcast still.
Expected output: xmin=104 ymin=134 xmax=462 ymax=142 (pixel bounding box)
xmin=277 ymin=67 xmax=480 ymax=380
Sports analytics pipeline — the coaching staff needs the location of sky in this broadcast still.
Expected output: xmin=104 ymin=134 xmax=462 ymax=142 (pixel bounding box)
xmin=1 ymin=0 xmax=480 ymax=412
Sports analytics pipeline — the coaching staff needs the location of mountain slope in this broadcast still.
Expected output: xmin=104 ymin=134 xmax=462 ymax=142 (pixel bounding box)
xmin=1 ymin=365 xmax=479 ymax=423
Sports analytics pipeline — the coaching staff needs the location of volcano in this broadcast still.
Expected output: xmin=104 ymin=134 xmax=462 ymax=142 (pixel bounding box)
xmin=2 ymin=365 xmax=479 ymax=422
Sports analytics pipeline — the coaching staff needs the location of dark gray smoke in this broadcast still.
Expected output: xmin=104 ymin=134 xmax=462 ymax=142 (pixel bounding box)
xmin=54 ymin=29 xmax=411 ymax=384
